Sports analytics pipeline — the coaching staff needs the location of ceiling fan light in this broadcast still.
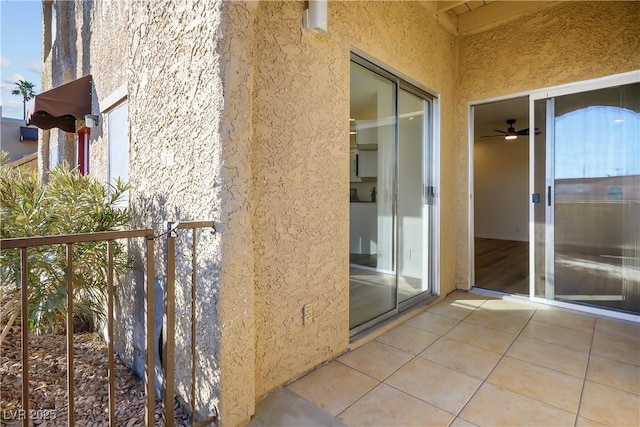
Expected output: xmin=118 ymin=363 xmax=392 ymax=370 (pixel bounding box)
xmin=505 ymin=135 xmax=518 ymax=140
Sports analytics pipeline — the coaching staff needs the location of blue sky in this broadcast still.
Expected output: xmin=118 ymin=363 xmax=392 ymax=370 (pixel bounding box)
xmin=1 ymin=0 xmax=42 ymax=119
xmin=555 ymin=106 xmax=640 ymax=179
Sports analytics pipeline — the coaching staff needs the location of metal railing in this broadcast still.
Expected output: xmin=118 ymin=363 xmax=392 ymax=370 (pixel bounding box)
xmin=0 ymin=220 xmax=216 ymax=427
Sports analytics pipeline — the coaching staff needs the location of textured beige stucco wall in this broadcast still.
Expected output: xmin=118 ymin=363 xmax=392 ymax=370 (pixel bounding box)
xmin=455 ymin=1 xmax=640 ymax=288
xmin=86 ymin=0 xmax=130 ymax=183
xmin=43 ymin=1 xmax=258 ymax=426
xmin=251 ymin=0 xmax=459 ymax=398
xmin=127 ymin=2 xmax=257 ymax=426
xmin=39 ymin=0 xmax=129 ymax=181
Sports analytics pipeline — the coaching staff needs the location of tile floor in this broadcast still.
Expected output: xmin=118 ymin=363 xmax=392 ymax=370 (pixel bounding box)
xmin=248 ymin=292 xmax=640 ymax=427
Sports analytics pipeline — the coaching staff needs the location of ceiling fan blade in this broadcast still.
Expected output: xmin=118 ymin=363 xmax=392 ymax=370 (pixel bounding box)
xmin=480 ymin=134 xmax=504 ymax=138
xmin=493 ymin=129 xmax=507 ymax=134
xmin=515 ymin=128 xmax=543 ymax=136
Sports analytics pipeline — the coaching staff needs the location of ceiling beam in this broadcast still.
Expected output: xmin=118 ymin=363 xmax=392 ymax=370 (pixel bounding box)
xmin=437 ymin=1 xmax=467 ymax=14
xmin=458 ymin=1 xmax=554 ymax=34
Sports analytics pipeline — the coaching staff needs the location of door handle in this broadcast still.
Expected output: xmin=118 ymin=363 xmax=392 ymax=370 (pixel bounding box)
xmin=547 ymin=186 xmax=552 ymax=206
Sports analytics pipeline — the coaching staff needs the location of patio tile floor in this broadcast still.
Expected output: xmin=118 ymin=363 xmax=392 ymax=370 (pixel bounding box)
xmin=249 ymin=292 xmax=640 ymax=427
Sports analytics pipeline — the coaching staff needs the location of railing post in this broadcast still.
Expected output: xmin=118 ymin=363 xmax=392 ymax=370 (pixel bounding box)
xmin=163 ymin=222 xmax=176 ymax=427
xmin=20 ymin=248 xmax=29 ymax=427
xmin=66 ymin=243 xmax=75 ymax=426
xmin=190 ymin=228 xmax=197 ymax=427
xmin=106 ymin=241 xmax=116 ymax=427
xmin=145 ymin=236 xmax=156 ymax=426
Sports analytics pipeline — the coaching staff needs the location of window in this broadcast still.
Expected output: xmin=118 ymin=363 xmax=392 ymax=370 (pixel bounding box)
xmin=49 ymin=144 xmax=59 ymax=169
xmin=609 ymin=185 xmax=623 ymax=200
xmin=107 ymin=101 xmax=129 ymax=205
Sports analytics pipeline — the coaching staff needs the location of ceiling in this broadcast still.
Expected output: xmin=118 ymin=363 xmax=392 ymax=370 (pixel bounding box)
xmin=435 ymin=0 xmax=557 ymax=34
xmin=473 ymin=97 xmax=530 ymax=140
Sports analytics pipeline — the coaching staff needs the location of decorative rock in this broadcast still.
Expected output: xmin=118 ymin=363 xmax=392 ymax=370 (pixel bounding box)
xmin=1 ymin=330 xmax=191 ymax=426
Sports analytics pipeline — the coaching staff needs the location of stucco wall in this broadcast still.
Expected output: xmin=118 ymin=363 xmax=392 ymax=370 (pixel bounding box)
xmin=42 ymin=2 xmax=258 ymax=425
xmin=86 ymin=0 xmax=130 ymax=183
xmin=251 ymin=0 xmax=459 ymax=398
xmin=127 ymin=2 xmax=257 ymax=425
xmin=456 ymin=1 xmax=640 ymax=287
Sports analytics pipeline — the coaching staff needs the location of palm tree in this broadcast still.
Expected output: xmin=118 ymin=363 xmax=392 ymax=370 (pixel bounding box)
xmin=11 ymin=80 xmax=36 ymax=120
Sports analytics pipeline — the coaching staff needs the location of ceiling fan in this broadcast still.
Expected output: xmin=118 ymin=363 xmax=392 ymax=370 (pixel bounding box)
xmin=481 ymin=119 xmax=540 ymax=140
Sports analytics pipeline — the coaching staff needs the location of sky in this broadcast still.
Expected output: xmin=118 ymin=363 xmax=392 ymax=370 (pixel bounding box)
xmin=0 ymin=0 xmax=42 ymax=120
xmin=555 ymin=106 xmax=640 ymax=179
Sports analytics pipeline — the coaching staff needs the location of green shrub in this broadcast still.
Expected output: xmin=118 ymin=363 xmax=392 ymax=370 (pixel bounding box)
xmin=0 ymin=155 xmax=131 ymax=335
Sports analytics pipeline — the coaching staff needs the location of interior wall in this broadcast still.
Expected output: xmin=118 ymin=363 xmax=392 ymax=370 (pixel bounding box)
xmin=456 ymin=0 xmax=640 ymax=288
xmin=251 ymin=0 xmax=459 ymax=398
xmin=474 ymin=137 xmax=529 ymax=241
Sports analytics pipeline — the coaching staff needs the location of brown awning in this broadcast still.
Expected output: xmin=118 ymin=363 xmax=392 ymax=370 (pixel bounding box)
xmin=27 ymin=75 xmax=92 ymax=133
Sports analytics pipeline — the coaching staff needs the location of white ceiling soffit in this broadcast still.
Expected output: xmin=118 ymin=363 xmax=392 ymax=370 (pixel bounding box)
xmin=437 ymin=0 xmax=558 ymax=35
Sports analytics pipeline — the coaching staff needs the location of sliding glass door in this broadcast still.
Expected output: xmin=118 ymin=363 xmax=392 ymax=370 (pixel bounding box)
xmin=532 ymin=81 xmax=640 ymax=314
xmin=349 ymin=54 xmax=435 ymax=333
xmin=349 ymin=60 xmax=397 ymax=329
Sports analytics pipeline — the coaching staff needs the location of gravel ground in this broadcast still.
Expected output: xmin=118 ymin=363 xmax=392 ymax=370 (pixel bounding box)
xmin=1 ymin=328 xmax=191 ymax=426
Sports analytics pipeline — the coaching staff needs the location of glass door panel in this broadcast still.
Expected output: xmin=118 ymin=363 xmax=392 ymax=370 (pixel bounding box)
xmin=398 ymin=89 xmax=430 ymax=303
xmin=551 ymin=83 xmax=640 ymax=313
xmin=533 ymin=98 xmax=548 ymax=299
xmin=349 ymin=61 xmax=397 ymax=329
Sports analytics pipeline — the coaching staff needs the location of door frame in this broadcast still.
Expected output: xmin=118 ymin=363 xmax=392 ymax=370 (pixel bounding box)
xmin=468 ymin=69 xmax=640 ymax=324
xmin=467 ymin=90 xmax=532 ymax=291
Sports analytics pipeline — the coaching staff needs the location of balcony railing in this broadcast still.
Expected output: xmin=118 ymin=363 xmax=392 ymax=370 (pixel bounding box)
xmin=0 ymin=221 xmax=215 ymax=427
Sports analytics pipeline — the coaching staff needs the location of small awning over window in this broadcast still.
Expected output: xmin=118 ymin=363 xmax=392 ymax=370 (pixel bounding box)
xmin=27 ymin=75 xmax=92 ymax=133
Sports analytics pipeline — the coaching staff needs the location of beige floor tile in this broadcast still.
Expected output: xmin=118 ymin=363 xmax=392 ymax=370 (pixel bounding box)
xmin=587 ymin=354 xmax=640 ymax=395
xmin=385 ymin=358 xmax=482 ymax=414
xmin=445 ymin=291 xmax=490 ymax=307
xmin=405 ymin=311 xmax=461 ymax=336
xmin=427 ymin=299 xmax=477 ymax=320
xmin=487 ymin=356 xmax=583 ymax=413
xmin=596 ymin=318 xmax=640 ymax=342
xmin=520 ymin=320 xmax=593 ymax=353
xmin=579 ymin=381 xmax=640 ymax=427
xmin=507 ymin=336 xmax=589 ymax=378
xmin=419 ymin=337 xmax=502 ymax=380
xmin=460 ymin=383 xmax=575 ymax=426
xmin=575 ymin=416 xmax=607 ymax=427
xmin=444 ymin=321 xmax=517 ymax=354
xmin=464 ymin=308 xmax=530 ymax=334
xmin=288 ymin=361 xmax=378 ymax=416
xmin=337 ymin=383 xmax=454 ymax=427
xmin=591 ymin=330 xmax=640 ymax=366
xmin=479 ymin=298 xmax=537 ymax=319
xmin=532 ymin=307 xmax=596 ymax=334
xmin=338 ymin=341 xmax=413 ymax=381
xmin=375 ymin=324 xmax=439 ymax=355
xmin=449 ymin=417 xmax=478 ymax=427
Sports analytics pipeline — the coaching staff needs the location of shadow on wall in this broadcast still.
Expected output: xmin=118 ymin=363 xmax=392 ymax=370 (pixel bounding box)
xmin=111 ymin=193 xmax=221 ymax=421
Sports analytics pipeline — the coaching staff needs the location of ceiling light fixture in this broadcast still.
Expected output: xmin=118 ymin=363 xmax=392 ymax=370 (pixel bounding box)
xmin=505 ymin=134 xmax=517 ymax=140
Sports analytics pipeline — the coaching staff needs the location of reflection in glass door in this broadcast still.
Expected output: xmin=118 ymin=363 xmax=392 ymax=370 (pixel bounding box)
xmin=349 ymin=60 xmax=397 ymax=329
xmin=534 ymin=82 xmax=640 ymax=314
xmin=349 ymin=54 xmax=435 ymax=332
xmin=398 ymin=89 xmax=431 ymax=304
